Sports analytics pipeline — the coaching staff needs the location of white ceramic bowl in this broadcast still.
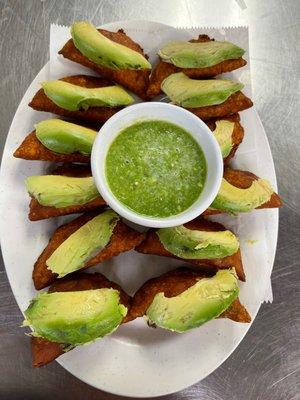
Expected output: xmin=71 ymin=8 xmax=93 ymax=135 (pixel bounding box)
xmin=91 ymin=102 xmax=223 ymax=228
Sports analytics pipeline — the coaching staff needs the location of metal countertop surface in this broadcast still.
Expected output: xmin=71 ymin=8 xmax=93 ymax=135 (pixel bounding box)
xmin=0 ymin=1 xmax=299 ymax=399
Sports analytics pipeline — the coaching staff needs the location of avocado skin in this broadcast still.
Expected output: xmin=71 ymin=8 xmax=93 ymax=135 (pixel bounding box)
xmin=146 ymin=269 xmax=239 ymax=332
xmin=24 ymin=289 xmax=127 ymax=345
xmin=161 ymin=72 xmax=243 ymax=108
xmin=71 ymin=21 xmax=151 ymax=70
xmin=159 ymin=40 xmax=245 ymax=69
xmin=157 ymin=225 xmax=239 ymax=259
xmin=35 ymin=119 xmax=97 ymax=155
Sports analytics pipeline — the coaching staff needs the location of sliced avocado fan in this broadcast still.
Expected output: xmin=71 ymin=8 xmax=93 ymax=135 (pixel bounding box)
xmin=211 ymin=178 xmax=274 ymax=213
xmin=46 ymin=210 xmax=119 ymax=278
xmin=158 ymin=40 xmax=245 ymax=68
xmin=35 ymin=119 xmax=97 ymax=155
xmin=23 ymin=288 xmax=127 ymax=345
xmin=212 ymin=120 xmax=235 ymax=158
xmin=157 ymin=225 xmax=239 ymax=259
xmin=161 ymin=72 xmax=243 ymax=108
xmin=146 ymin=269 xmax=239 ymax=332
xmin=41 ymin=80 xmax=134 ymax=111
xmin=26 ymin=175 xmax=99 ymax=208
xmin=71 ymin=21 xmax=151 ymax=70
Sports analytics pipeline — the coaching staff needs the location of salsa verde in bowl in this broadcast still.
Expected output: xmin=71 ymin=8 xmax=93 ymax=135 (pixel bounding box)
xmin=91 ymin=102 xmax=223 ymax=227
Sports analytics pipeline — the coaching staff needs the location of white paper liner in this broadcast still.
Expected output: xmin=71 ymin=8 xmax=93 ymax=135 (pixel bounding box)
xmin=49 ymin=22 xmax=273 ymax=304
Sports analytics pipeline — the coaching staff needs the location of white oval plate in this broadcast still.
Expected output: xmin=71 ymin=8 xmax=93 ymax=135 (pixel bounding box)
xmin=0 ymin=21 xmax=278 ymax=397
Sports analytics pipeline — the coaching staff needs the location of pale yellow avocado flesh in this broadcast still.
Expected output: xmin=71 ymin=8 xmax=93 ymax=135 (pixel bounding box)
xmin=211 ymin=178 xmax=274 ymax=213
xmin=146 ymin=269 xmax=239 ymax=332
xmin=26 ymin=175 xmax=99 ymax=208
xmin=157 ymin=225 xmax=239 ymax=259
xmin=161 ymin=72 xmax=243 ymax=108
xmin=158 ymin=40 xmax=245 ymax=68
xmin=46 ymin=210 xmax=119 ymax=278
xmin=23 ymin=289 xmax=127 ymax=345
xmin=42 ymin=80 xmax=134 ymax=111
xmin=35 ymin=119 xmax=97 ymax=155
xmin=71 ymin=21 xmax=151 ymax=70
xmin=212 ymin=120 xmax=235 ymax=158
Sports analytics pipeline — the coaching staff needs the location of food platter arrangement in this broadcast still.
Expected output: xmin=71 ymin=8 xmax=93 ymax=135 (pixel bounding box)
xmin=0 ymin=20 xmax=281 ymax=397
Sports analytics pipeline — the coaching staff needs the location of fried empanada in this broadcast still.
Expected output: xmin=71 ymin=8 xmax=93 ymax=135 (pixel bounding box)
xmin=203 ymin=168 xmax=282 ymax=216
xmin=31 ymin=272 xmax=132 ymax=367
xmin=59 ymin=29 xmax=150 ymax=99
xmin=14 ymin=114 xmax=243 ymax=164
xmin=14 ymin=130 xmax=90 ymax=163
xmin=130 ymin=267 xmax=251 ymax=323
xmin=187 ymin=91 xmax=253 ymax=121
xmin=147 ymin=35 xmax=247 ymax=98
xmin=52 ymin=163 xmax=91 ymax=176
xmin=135 ymin=218 xmax=245 ymax=281
xmin=33 ymin=211 xmax=145 ymax=290
xmin=206 ymin=114 xmax=244 ymax=163
xmin=29 ymin=75 xmax=123 ymax=123
xmin=28 ymin=164 xmax=105 ymax=221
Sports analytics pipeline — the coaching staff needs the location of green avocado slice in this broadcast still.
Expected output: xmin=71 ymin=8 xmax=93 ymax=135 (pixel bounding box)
xmin=46 ymin=210 xmax=119 ymax=278
xmin=35 ymin=119 xmax=97 ymax=155
xmin=158 ymin=40 xmax=245 ymax=68
xmin=41 ymin=80 xmax=134 ymax=111
xmin=146 ymin=269 xmax=239 ymax=332
xmin=23 ymin=288 xmax=127 ymax=345
xmin=212 ymin=120 xmax=234 ymax=158
xmin=161 ymin=72 xmax=243 ymax=108
xmin=26 ymin=175 xmax=99 ymax=208
xmin=157 ymin=225 xmax=239 ymax=259
xmin=211 ymin=178 xmax=274 ymax=213
xmin=71 ymin=21 xmax=151 ymax=70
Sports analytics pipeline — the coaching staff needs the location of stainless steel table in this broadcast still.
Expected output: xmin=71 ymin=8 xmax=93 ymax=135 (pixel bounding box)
xmin=0 ymin=1 xmax=299 ymax=399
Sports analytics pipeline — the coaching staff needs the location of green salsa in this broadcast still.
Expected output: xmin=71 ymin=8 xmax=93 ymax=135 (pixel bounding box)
xmin=105 ymin=120 xmax=207 ymax=218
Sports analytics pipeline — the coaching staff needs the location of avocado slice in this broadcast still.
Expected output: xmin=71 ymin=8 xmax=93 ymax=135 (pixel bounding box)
xmin=35 ymin=119 xmax=97 ymax=155
xmin=157 ymin=225 xmax=239 ymax=259
xmin=23 ymin=288 xmax=127 ymax=345
xmin=26 ymin=175 xmax=99 ymax=208
xmin=41 ymin=80 xmax=134 ymax=111
xmin=46 ymin=210 xmax=119 ymax=277
xmin=158 ymin=40 xmax=245 ymax=68
xmin=212 ymin=178 xmax=274 ymax=213
xmin=71 ymin=21 xmax=151 ymax=70
xmin=161 ymin=72 xmax=243 ymax=108
xmin=212 ymin=120 xmax=234 ymax=158
xmin=146 ymin=269 xmax=239 ymax=332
